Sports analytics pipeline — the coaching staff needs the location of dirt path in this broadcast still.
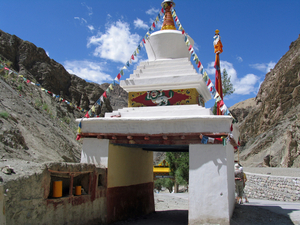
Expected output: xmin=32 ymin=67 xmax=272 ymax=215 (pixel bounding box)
xmin=111 ymin=192 xmax=297 ymax=225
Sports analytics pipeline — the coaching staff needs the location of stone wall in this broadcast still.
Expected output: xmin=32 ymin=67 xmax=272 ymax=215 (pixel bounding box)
xmin=2 ymin=162 xmax=107 ymax=225
xmin=244 ymin=172 xmax=300 ymax=202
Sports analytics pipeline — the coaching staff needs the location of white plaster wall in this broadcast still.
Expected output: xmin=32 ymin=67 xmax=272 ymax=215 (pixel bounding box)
xmin=145 ymin=30 xmax=194 ymax=61
xmin=81 ymin=138 xmax=109 ymax=168
xmin=189 ymin=144 xmax=230 ymax=225
xmin=227 ymin=123 xmax=240 ymax=216
xmin=226 ymin=144 xmax=235 ymax=217
xmin=79 ymin=116 xmax=233 ymax=135
xmin=0 ymin=185 xmax=6 ymax=225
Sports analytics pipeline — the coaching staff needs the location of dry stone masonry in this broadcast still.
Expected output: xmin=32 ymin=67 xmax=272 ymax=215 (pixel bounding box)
xmin=244 ymin=172 xmax=300 ymax=202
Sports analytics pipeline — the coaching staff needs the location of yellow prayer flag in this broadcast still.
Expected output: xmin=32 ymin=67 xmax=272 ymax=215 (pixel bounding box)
xmin=109 ymin=84 xmax=113 ymax=90
xmin=91 ymin=105 xmax=95 ymax=112
xmin=77 ymin=127 xmax=81 ymax=134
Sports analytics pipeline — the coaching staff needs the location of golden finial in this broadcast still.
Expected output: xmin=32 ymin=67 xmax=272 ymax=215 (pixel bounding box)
xmin=215 ymin=29 xmax=219 ymax=35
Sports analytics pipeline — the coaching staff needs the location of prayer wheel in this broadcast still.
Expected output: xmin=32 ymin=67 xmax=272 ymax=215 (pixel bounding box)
xmin=75 ymin=186 xmax=81 ymax=196
xmin=52 ymin=181 xmax=62 ymax=198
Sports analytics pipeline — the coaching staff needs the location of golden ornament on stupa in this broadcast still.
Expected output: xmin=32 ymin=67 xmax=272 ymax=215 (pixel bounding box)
xmin=161 ymin=0 xmax=176 ymax=30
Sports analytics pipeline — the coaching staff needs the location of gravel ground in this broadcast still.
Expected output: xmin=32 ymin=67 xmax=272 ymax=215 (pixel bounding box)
xmin=111 ymin=191 xmax=298 ymax=225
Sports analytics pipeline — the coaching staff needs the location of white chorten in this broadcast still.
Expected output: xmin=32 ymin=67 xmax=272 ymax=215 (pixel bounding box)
xmin=77 ymin=1 xmax=238 ymax=224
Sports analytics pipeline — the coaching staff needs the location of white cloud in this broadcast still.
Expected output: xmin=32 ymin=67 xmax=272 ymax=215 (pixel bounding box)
xmin=234 ymin=74 xmax=259 ymax=95
xmin=134 ymin=18 xmax=149 ymax=30
xmin=74 ymin=17 xmax=87 ymax=24
xmin=250 ymin=61 xmax=276 ymax=73
xmin=46 ymin=51 xmax=49 ymax=57
xmin=146 ymin=7 xmax=159 ymax=15
xmin=87 ymin=20 xmax=140 ymax=64
xmin=82 ymin=2 xmax=93 ymax=16
xmin=206 ymin=60 xmax=259 ymax=95
xmin=64 ymin=60 xmax=112 ymax=84
xmin=237 ymin=56 xmax=243 ymax=62
xmin=87 ymin=25 xmax=94 ymax=31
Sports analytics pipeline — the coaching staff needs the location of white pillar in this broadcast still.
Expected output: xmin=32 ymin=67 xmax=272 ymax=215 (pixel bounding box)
xmin=189 ymin=144 xmax=234 ymax=225
xmin=0 ymin=185 xmax=6 ymax=225
xmin=80 ymin=138 xmax=109 ymax=168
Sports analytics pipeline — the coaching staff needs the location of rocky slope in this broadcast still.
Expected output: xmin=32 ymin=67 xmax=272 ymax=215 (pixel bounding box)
xmin=0 ymin=29 xmax=127 ymax=113
xmin=231 ymin=35 xmax=300 ymax=168
xmin=0 ymin=29 xmax=128 ymax=164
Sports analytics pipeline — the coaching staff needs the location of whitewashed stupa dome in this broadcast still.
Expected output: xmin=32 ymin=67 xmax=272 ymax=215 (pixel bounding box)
xmin=144 ymin=30 xmax=194 ymax=61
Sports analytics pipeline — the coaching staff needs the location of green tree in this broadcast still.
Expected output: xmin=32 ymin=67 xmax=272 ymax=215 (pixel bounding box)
xmin=212 ymin=69 xmax=235 ymax=114
xmin=166 ymin=152 xmax=189 ymax=192
xmin=221 ymin=68 xmax=235 ymax=97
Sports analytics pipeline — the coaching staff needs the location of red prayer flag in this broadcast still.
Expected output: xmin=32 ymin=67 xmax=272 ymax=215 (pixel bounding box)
xmin=84 ymin=111 xmax=90 ymax=118
xmin=76 ymin=134 xmax=81 ymax=141
xmin=217 ymin=100 xmax=224 ymax=108
xmin=143 ymin=38 xmax=145 ymax=43
xmin=182 ymin=30 xmax=185 ymax=34
xmin=103 ymin=92 xmax=107 ymax=98
xmin=117 ymin=73 xmax=121 ymax=80
xmin=26 ymin=80 xmax=30 ymax=84
xmin=131 ymin=55 xmax=134 ymax=60
xmin=197 ymin=61 xmax=201 ymax=68
xmin=207 ymin=79 xmax=211 ymax=86
xmin=4 ymin=67 xmax=9 ymax=70
xmin=152 ymin=22 xmax=155 ymax=28
xmin=188 ymin=45 xmax=192 ymax=51
xmin=175 ymin=16 xmax=178 ymax=21
xmin=161 ymin=8 xmax=164 ymax=13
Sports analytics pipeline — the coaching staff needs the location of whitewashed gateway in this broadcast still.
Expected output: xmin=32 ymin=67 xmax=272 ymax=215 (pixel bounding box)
xmin=77 ymin=0 xmax=239 ymax=224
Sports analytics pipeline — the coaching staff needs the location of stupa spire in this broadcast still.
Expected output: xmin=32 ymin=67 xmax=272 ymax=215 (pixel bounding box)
xmin=161 ymin=0 xmax=176 ymax=30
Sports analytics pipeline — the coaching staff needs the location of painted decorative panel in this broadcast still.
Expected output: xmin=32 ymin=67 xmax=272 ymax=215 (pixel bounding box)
xmin=128 ymin=88 xmax=199 ymax=107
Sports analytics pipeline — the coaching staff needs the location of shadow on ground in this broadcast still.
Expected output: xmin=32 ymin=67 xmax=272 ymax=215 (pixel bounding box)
xmin=111 ymin=210 xmax=188 ymax=225
xmin=108 ymin=204 xmax=295 ymax=225
xmin=231 ymin=204 xmax=294 ymax=225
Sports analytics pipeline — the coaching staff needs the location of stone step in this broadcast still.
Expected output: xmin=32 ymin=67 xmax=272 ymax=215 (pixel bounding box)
xmin=130 ymin=71 xmax=198 ymax=79
xmin=134 ymin=65 xmax=195 ymax=75
xmin=139 ymin=58 xmax=190 ymax=67
xmin=105 ymin=105 xmax=213 ymax=118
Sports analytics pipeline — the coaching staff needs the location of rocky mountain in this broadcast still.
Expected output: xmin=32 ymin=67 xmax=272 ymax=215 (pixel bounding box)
xmin=231 ymin=35 xmax=300 ymax=168
xmin=0 ymin=29 xmax=128 ymax=164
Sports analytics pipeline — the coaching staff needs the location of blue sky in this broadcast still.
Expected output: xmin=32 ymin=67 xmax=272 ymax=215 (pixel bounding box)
xmin=1 ymin=0 xmax=299 ymax=108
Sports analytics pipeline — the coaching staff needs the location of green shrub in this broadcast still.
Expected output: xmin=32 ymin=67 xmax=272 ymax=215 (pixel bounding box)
xmin=35 ymin=99 xmax=42 ymax=108
xmin=154 ymin=178 xmax=175 ymax=193
xmin=17 ymin=85 xmax=22 ymax=91
xmin=42 ymin=103 xmax=48 ymax=111
xmin=63 ymin=117 xmax=71 ymax=124
xmin=154 ymin=179 xmax=164 ymax=191
xmin=0 ymin=111 xmax=9 ymax=119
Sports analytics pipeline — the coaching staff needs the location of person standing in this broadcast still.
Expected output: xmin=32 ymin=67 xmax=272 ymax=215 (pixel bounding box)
xmin=234 ymin=163 xmax=244 ymax=204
